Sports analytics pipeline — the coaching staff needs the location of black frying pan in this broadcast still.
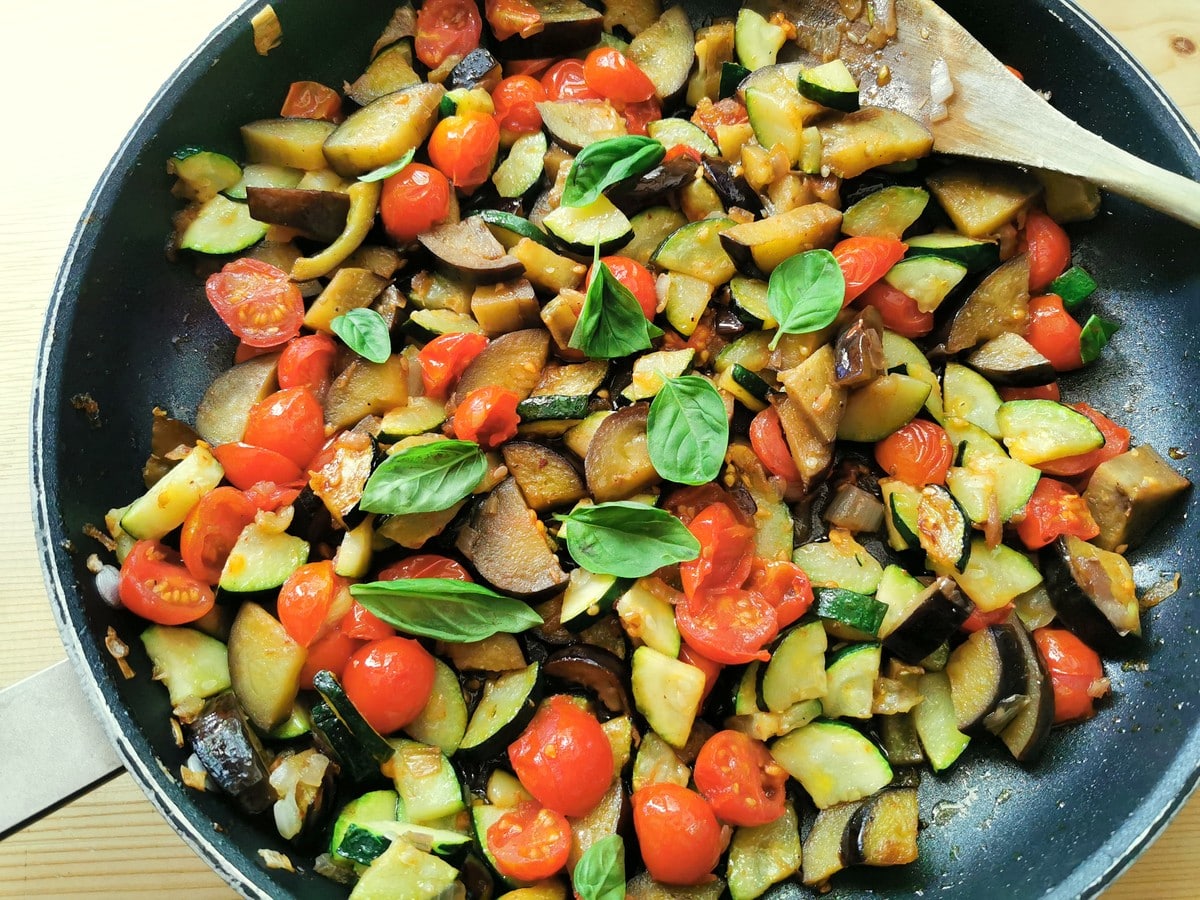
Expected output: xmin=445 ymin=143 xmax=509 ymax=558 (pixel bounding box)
xmin=30 ymin=1 xmax=1200 ymax=897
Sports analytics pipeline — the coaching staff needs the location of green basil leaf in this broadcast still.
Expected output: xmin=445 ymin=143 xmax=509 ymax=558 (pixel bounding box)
xmin=1079 ymin=314 xmax=1119 ymax=365
xmin=766 ymin=249 xmax=845 ymax=350
xmin=557 ymin=501 xmax=700 ymax=578
xmin=331 ymin=307 xmax=392 ymax=364
xmin=562 ymin=136 xmax=665 ymax=208
xmin=574 ymin=835 xmax=626 ymax=900
xmin=351 ymin=578 xmax=544 ymax=642
xmin=357 ymin=148 xmax=415 ymax=183
xmin=569 ymin=257 xmax=662 ymax=359
xmin=647 ymin=375 xmax=729 ymax=485
xmin=360 ymin=440 xmax=486 ymax=515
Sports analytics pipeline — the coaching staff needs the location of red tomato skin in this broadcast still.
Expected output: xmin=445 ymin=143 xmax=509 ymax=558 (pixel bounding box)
xmin=680 ymin=502 xmax=756 ymax=599
xmin=678 ymin=641 xmax=724 ymax=706
xmin=205 ymin=258 xmax=304 ymax=348
xmin=418 ymin=332 xmax=489 ymax=400
xmin=1023 ymin=209 xmax=1071 ymax=292
xmin=342 ymin=636 xmax=437 ymax=734
xmin=415 ymin=0 xmax=482 ymax=68
xmin=662 ymin=485 xmax=743 ymax=527
xmin=242 ymin=387 xmax=326 ymax=469
xmin=453 ymin=386 xmax=521 ymax=449
xmin=429 ymin=113 xmax=501 ymax=192
xmin=999 ymin=382 xmax=1061 ymax=402
xmin=961 ymin=603 xmax=1014 ymax=633
xmin=693 ymin=730 xmax=788 ymax=827
xmin=541 ymin=59 xmax=601 ymax=101
xmin=234 ymin=341 xmax=275 ymax=364
xmin=492 ymin=75 xmax=547 ymax=139
xmin=1015 ymin=477 xmax=1100 ymax=550
xmin=508 ymin=695 xmax=613 ymax=817
xmin=487 ymin=803 xmax=572 ymax=882
xmin=832 ymin=237 xmax=908 ymax=305
xmin=749 ymin=406 xmax=802 ymax=483
xmin=278 ymin=333 xmax=338 ymax=399
xmin=592 ymin=256 xmax=657 ymax=319
xmin=676 ymin=586 xmax=778 ymax=665
xmin=212 ymin=442 xmax=304 ymax=491
xmin=180 ymin=487 xmax=258 ymax=584
xmin=378 ymin=554 xmax=474 ymax=582
xmin=381 ymin=163 xmax=453 ymax=244
xmin=1036 ymin=403 xmax=1130 ymax=478
xmin=691 ymin=97 xmax=748 ymax=143
xmin=746 ymin=560 xmax=814 ymax=629
xmin=621 ymin=96 xmax=662 ymax=135
xmin=340 ymin=602 xmax=396 ymax=641
xmin=280 ymin=80 xmax=342 ymax=122
xmin=485 ymin=0 xmax=543 ymax=41
xmin=119 ymin=540 xmax=216 ymax=626
xmin=874 ymin=419 xmax=954 ymax=486
xmin=300 ymin=628 xmax=363 ymax=690
xmin=277 ymin=561 xmax=351 ymax=647
xmin=1026 ymin=294 xmax=1083 ymax=371
xmin=856 ymin=281 xmax=934 ymax=337
xmin=1034 ymin=627 xmax=1107 ymax=723
xmin=584 ymin=48 xmax=656 ymax=103
xmin=632 ymin=783 xmax=723 ymax=885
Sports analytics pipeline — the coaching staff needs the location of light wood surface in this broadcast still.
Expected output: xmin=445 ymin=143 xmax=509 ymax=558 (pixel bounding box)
xmin=0 ymin=1 xmax=1196 ymax=897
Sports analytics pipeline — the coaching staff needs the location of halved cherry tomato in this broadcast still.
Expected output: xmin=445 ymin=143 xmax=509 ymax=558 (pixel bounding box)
xmin=874 ymin=419 xmax=954 ymax=486
xmin=663 ymin=144 xmax=703 ymax=164
xmin=691 ymin=97 xmax=748 ymax=143
xmin=508 ymin=695 xmax=613 ymax=817
xmin=205 ymin=258 xmax=304 ymax=348
xmin=280 ymin=80 xmax=342 ymax=122
xmin=342 ymin=636 xmax=437 ymax=734
xmin=487 ymin=803 xmax=572 ymax=882
xmin=746 ymin=559 xmax=814 ymax=629
xmin=418 ymin=332 xmax=489 ymax=400
xmin=340 ymin=602 xmax=395 ymax=641
xmin=118 ymin=540 xmax=216 ymax=626
xmin=632 ymin=783 xmax=723 ymax=886
xmin=1022 ymin=209 xmax=1071 ymax=292
xmin=591 ymin=256 xmax=657 ymax=319
xmin=506 ymin=58 xmax=556 ymax=80
xmin=300 ymin=628 xmax=363 ymax=690
xmin=378 ymin=553 xmax=474 ymax=582
xmin=1034 ymin=627 xmax=1109 ymax=723
xmin=277 ymin=560 xmax=351 ymax=647
xmin=999 ymin=382 xmax=1061 ymax=402
xmin=676 ymin=586 xmax=778 ymax=665
xmin=541 ymin=59 xmax=600 ymax=101
xmin=180 ymin=487 xmax=258 ymax=584
xmin=749 ymin=406 xmax=802 ymax=483
xmin=1015 ymin=477 xmax=1100 ymax=550
xmin=694 ymin=730 xmax=788 ymax=826
xmin=620 ymin=96 xmax=662 ymax=135
xmin=832 ymin=237 xmax=908 ymax=305
xmin=244 ymin=481 xmax=303 ymax=511
xmin=453 ymin=386 xmax=521 ymax=449
xmin=583 ymin=48 xmax=655 ymax=103
xmin=429 ymin=113 xmax=501 ymax=192
xmin=212 ymin=442 xmax=304 ymax=490
xmin=680 ymin=502 xmax=756 ymax=599
xmin=678 ymin=641 xmax=724 ymax=706
xmin=485 ymin=0 xmax=543 ymax=40
xmin=961 ymin=603 xmax=1014 ymax=633
xmin=1025 ymin=294 xmax=1083 ymax=371
xmin=381 ymin=163 xmax=453 ymax=244
xmin=278 ymin=333 xmax=338 ymax=399
xmin=242 ymin=387 xmax=326 ymax=469
xmin=415 ymin=0 xmax=482 ymax=69
xmin=856 ymin=281 xmax=934 ymax=338
xmin=234 ymin=341 xmax=275 ymax=364
xmin=492 ymin=75 xmax=546 ymax=140
xmin=1036 ymin=403 xmax=1130 ymax=478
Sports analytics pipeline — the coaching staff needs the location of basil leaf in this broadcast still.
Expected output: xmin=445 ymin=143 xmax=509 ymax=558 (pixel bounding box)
xmin=351 ymin=578 xmax=544 ymax=642
xmin=574 ymin=835 xmax=626 ymax=900
xmin=360 ymin=440 xmax=486 ymax=515
xmin=1079 ymin=314 xmax=1119 ymax=365
xmin=766 ymin=249 xmax=845 ymax=350
xmin=569 ymin=258 xmax=663 ymax=359
xmin=557 ymin=501 xmax=700 ymax=577
xmin=648 ymin=375 xmax=729 ymax=485
xmin=562 ymin=136 xmax=665 ymax=208
xmin=357 ymin=148 xmax=415 ymax=183
xmin=331 ymin=307 xmax=392 ymax=364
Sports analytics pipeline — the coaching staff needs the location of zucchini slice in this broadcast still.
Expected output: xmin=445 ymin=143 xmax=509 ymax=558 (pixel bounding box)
xmin=795 ymin=532 xmax=884 ymax=595
xmin=647 ymin=117 xmax=718 ymax=157
xmin=313 ymin=670 xmax=394 ymax=763
xmin=615 ymin=579 xmax=682 ymax=658
xmin=880 ymin=478 xmax=921 ymax=552
xmin=140 ymin=626 xmax=230 ymax=708
xmin=837 ymin=373 xmax=931 ymax=442
xmin=996 ymin=399 xmax=1106 ymax=465
xmin=179 ymin=194 xmax=268 ymax=254
xmin=390 ymin=739 xmax=466 ymax=823
xmin=218 ymin=518 xmax=309 ymax=593
xmin=631 ymin=645 xmax=706 ymax=748
xmin=623 ymin=348 xmax=695 ymax=401
xmin=543 ymin=194 xmax=633 ymax=255
xmin=625 ymin=206 xmax=689 ymax=265
xmin=884 ymin=256 xmax=968 ymax=313
xmin=841 ymin=186 xmax=929 ymax=240
xmin=119 ymin=444 xmax=224 ymax=540
xmin=813 ymin=588 xmax=888 ymax=638
xmin=912 ymin=672 xmax=970 ymax=771
xmin=771 ymin=720 xmax=893 ymax=809
xmin=169 ymin=148 xmax=242 ymax=201
xmin=492 ymin=130 xmax=548 ymax=198
xmin=798 ymin=59 xmax=860 ymax=112
xmin=404 ymin=658 xmax=469 ymax=755
xmin=943 ymin=362 xmax=1004 ymax=438
xmin=734 ymin=8 xmax=787 ymax=71
xmin=916 ymin=484 xmax=972 ymax=573
xmin=759 ymin=620 xmax=828 ymax=712
xmin=822 ymin=643 xmax=882 ymax=720
xmin=458 ymin=662 xmax=541 ymax=759
xmin=661 ymin=271 xmax=715 ymax=337
xmin=933 ymin=537 xmax=1043 ymax=613
xmin=311 ymin=699 xmax=380 ymax=784
xmin=330 ymin=790 xmax=401 ymax=864
xmin=727 ymin=802 xmax=802 ymax=900
xmin=905 ymin=232 xmax=1000 ymax=272
xmin=559 ymin=567 xmax=632 ymax=631
xmin=652 ymin=217 xmax=737 ymax=286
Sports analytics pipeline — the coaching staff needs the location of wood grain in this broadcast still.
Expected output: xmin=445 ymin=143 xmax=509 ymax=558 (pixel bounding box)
xmin=0 ymin=1 xmax=1196 ymax=897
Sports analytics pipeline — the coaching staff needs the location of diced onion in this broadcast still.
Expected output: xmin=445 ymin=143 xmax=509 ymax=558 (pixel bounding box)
xmin=257 ymin=849 xmax=295 ymax=872
xmin=824 ymin=483 xmax=885 ymax=533
xmin=94 ymin=564 xmax=122 ymax=608
xmin=251 ymin=6 xmax=282 ymax=56
xmin=930 ymin=58 xmax=954 ymax=123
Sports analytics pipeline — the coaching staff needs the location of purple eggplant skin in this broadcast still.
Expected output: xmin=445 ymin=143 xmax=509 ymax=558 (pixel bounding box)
xmin=450 ymin=48 xmax=502 ymax=92
xmin=187 ymin=691 xmax=275 ymax=814
xmin=998 ymin=616 xmax=1055 ymax=763
xmin=606 ymin=156 xmax=701 ymax=216
xmin=883 ymin=579 xmax=972 ymax=665
xmin=702 ymin=157 xmax=763 ymax=216
xmin=245 ymin=188 xmax=350 ymax=242
xmin=946 ymin=623 xmax=1028 ymax=732
xmin=544 ymin=645 xmax=632 ymax=715
xmin=490 ymin=0 xmax=602 ymax=59
xmin=1041 ymin=535 xmax=1142 ymax=654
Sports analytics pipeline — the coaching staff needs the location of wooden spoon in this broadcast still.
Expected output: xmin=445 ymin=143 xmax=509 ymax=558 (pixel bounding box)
xmin=779 ymin=0 xmax=1200 ymax=228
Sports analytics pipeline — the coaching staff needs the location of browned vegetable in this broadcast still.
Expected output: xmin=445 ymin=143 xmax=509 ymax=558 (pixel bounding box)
xmin=439 ymin=634 xmax=527 ymax=673
xmin=143 ymin=410 xmax=200 ymax=487
xmin=322 ymin=82 xmax=445 ymax=177
xmin=303 ymin=267 xmax=390 ymax=333
xmin=418 ymin=217 xmax=525 ymax=282
xmin=584 ymin=404 xmax=660 ymax=502
xmin=544 ymin=645 xmax=632 ymax=714
xmin=227 ymin=602 xmax=306 ymax=732
xmin=324 ymin=356 xmax=409 ymax=431
xmin=833 ymin=310 xmax=885 ymax=388
xmin=449 ymin=47 xmax=502 ymax=92
xmin=347 ymin=43 xmax=421 ymax=107
xmin=772 ymin=393 xmax=835 ymax=489
xmin=471 ymin=278 xmax=542 ymax=335
xmin=308 ymin=430 xmax=377 ymax=529
xmin=778 ymin=344 xmax=847 ymax=444
xmin=493 ymin=0 xmax=603 ymax=59
xmin=536 ymin=100 xmax=627 ymax=151
xmin=818 ymin=108 xmax=933 ymax=179
xmin=187 ymin=692 xmax=275 ymax=814
xmin=606 ymin=156 xmax=700 ymax=216
xmin=240 ymin=118 xmax=335 ymax=170
xmin=195 ymin=353 xmax=279 ymax=446
xmin=702 ymin=157 xmax=763 ymax=216
xmin=502 ymin=441 xmax=587 ymax=512
xmin=452 ymin=328 xmax=550 ymax=406
xmin=246 ymin=187 xmax=350 ymax=242
xmin=1043 ymin=534 xmax=1141 ymax=651
xmin=1083 ymin=445 xmax=1192 ymax=553
xmin=627 ymin=6 xmax=695 ymax=101
xmin=927 ymin=163 xmax=1042 ymax=238
xmin=966 ymin=332 xmax=1055 ymax=386
xmin=945 ymin=254 xmax=1031 ymax=354
xmin=719 ymin=202 xmax=842 ymax=276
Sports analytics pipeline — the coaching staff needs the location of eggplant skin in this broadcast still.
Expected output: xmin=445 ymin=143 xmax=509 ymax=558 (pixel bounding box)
xmin=883 ymin=581 xmax=971 ymax=664
xmin=544 ymin=645 xmax=632 ymax=714
xmin=187 ymin=692 xmax=275 ymax=814
xmin=1042 ymin=535 xmax=1141 ymax=653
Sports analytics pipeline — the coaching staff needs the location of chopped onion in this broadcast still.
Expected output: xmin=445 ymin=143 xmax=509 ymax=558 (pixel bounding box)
xmin=251 ymin=5 xmax=282 ymax=56
xmin=257 ymin=849 xmax=295 ymax=872
xmin=94 ymin=564 xmax=122 ymax=608
xmin=180 ymin=754 xmax=209 ymax=792
xmin=930 ymin=58 xmax=954 ymax=123
xmin=270 ymin=749 xmax=331 ymax=841
xmin=314 ymin=854 xmax=357 ymax=884
xmin=824 ymin=483 xmax=885 ymax=533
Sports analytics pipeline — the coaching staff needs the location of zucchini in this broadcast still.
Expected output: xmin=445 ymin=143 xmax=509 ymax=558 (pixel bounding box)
xmin=404 ymin=308 xmax=486 ymax=340
xmin=661 ymin=271 xmax=715 ymax=337
xmin=631 ymin=645 xmax=706 ymax=748
xmin=734 ymin=8 xmax=786 ymax=71
xmin=404 ymin=659 xmax=469 ymax=755
xmin=625 ymin=206 xmax=689 ymax=265
xmin=996 ymin=399 xmax=1105 ymax=465
xmin=905 ymin=233 xmax=999 ymax=272
xmin=726 ymin=802 xmax=802 ymax=900
xmin=493 ymin=130 xmax=549 ymax=198
xmin=479 ymin=209 xmax=553 ymax=249
xmin=517 ymin=394 xmax=591 ymax=421
xmin=759 ymin=620 xmax=827 ymax=712
xmin=169 ymin=148 xmax=242 ymax=201
xmin=218 ymin=518 xmax=309 ymax=593
xmin=717 ymin=366 xmax=767 ymax=412
xmin=140 ymin=626 xmax=230 ymax=708
xmin=932 ymin=537 xmax=1043 ymax=613
xmin=390 ymin=739 xmax=466 ymax=823
xmin=313 ymin=669 xmax=394 ymax=764
xmin=880 ymin=478 xmax=921 ymax=552
xmin=841 ymin=186 xmax=929 ymax=240
xmin=651 ymin=217 xmax=737 ymax=286
xmin=543 ymin=194 xmax=634 ymax=255
xmin=311 ymin=699 xmax=381 ymax=784
xmin=916 ymin=484 xmax=972 ymax=573
xmin=458 ymin=662 xmax=541 ymax=758
xmin=837 ymin=373 xmax=931 ymax=442
xmin=179 ymin=193 xmax=268 ymax=254
xmin=623 ymin=349 xmax=695 ymax=401
xmin=770 ymin=719 xmax=893 ymax=809
xmin=348 ymin=836 xmax=459 ymax=900
xmin=728 ymin=277 xmax=775 ymax=329
xmin=794 ymin=533 xmax=884 ymax=595
xmin=647 ymin=117 xmax=718 ymax=157
xmin=911 ymin=672 xmax=970 ymax=771
xmin=822 ymin=643 xmax=882 ymax=720
xmin=877 ymin=565 xmax=970 ymax=664
xmin=734 ymin=661 xmax=764 ymax=716
xmin=946 ymin=452 xmax=1041 ymax=524
xmin=119 ymin=444 xmax=224 ymax=540
xmin=943 ymin=362 xmax=1004 ymax=438
xmin=798 ymin=59 xmax=859 ymax=112
xmin=714 ymin=330 xmax=772 ymax=374
xmin=378 ymin=396 xmax=447 ymax=439
xmin=632 ymin=731 xmax=691 ymax=793
xmin=559 ymin=568 xmax=632 ymax=631
xmin=719 ymin=61 xmax=751 ymax=100
xmin=744 ymin=75 xmax=819 ymax=168
xmin=813 ymin=588 xmax=888 ymax=637
xmin=331 ymin=790 xmax=402 ymax=864
xmin=884 ymin=255 xmax=968 ymax=313
xmin=615 ymin=579 xmax=682 ymax=658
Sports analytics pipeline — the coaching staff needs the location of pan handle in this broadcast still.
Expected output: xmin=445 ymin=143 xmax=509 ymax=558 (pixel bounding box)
xmin=0 ymin=660 xmax=123 ymax=836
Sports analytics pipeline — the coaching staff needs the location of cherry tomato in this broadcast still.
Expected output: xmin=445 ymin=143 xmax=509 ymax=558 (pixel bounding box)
xmin=662 ymin=484 xmax=741 ymax=526
xmin=541 ymin=59 xmax=601 ymax=101
xmin=584 ymin=48 xmax=655 ymax=103
xmin=591 ymin=256 xmax=657 ymax=319
xmin=1022 ymin=209 xmax=1071 ymax=292
xmin=278 ymin=333 xmax=338 ymax=399
xmin=381 ymin=163 xmax=453 ymax=244
xmin=242 ymin=387 xmax=326 ymax=469
xmin=999 ymin=382 xmax=1061 ymax=402
xmin=680 ymin=502 xmax=756 ymax=599
xmin=418 ymin=332 xmax=489 ymax=400
xmin=1036 ymin=403 xmax=1130 ymax=478
xmin=1034 ymin=628 xmax=1108 ymax=723
xmin=415 ymin=0 xmax=482 ymax=69
xmin=300 ymin=628 xmax=363 ymax=690
xmin=833 ymin=237 xmax=908 ymax=305
xmin=1015 ymin=478 xmax=1100 ymax=550
xmin=277 ymin=561 xmax=352 ymax=647
xmin=453 ymin=386 xmax=521 ymax=449
xmin=179 ymin=487 xmax=258 ymax=584
xmin=694 ymin=730 xmax=788 ymax=826
xmin=856 ymin=281 xmax=934 ymax=338
xmin=429 ymin=113 xmax=501 ymax=192
xmin=485 ymin=0 xmax=543 ymax=40
xmin=691 ymin=97 xmax=748 ymax=143
xmin=632 ymin=783 xmax=723 ymax=885
xmin=874 ymin=419 xmax=954 ymax=486
xmin=244 ymin=481 xmax=303 ymax=511
xmin=492 ymin=75 xmax=547 ymax=140
xmin=234 ymin=341 xmax=275 ymax=364
xmin=378 ymin=554 xmax=474 ymax=582
xmin=749 ymin=406 xmax=802 ymax=483
xmin=678 ymin=641 xmax=724 ymax=706
xmin=340 ymin=602 xmax=396 ymax=641
xmin=621 ymin=96 xmax=662 ymax=135
xmin=961 ymin=603 xmax=1014 ymax=633
xmin=342 ymin=636 xmax=437 ymax=734
xmin=1025 ymin=294 xmax=1083 ymax=371
xmin=279 ymin=80 xmax=342 ymax=122
xmin=663 ymin=144 xmax=703 ymax=164
xmin=205 ymin=258 xmax=304 ymax=348
xmin=118 ymin=540 xmax=216 ymax=626
xmin=506 ymin=58 xmax=556 ymax=80
xmin=212 ymin=442 xmax=304 ymax=491
xmin=746 ymin=559 xmax=814 ymax=629
xmin=508 ymin=695 xmax=613 ymax=817
xmin=487 ymin=802 xmax=572 ymax=882
xmin=676 ymin=586 xmax=778 ymax=664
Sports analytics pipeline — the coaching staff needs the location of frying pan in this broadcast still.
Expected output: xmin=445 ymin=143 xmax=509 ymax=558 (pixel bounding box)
xmin=28 ymin=0 xmax=1200 ymax=897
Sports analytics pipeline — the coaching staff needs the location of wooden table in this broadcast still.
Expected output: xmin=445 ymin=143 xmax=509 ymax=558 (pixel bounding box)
xmin=0 ymin=1 xmax=1197 ymax=896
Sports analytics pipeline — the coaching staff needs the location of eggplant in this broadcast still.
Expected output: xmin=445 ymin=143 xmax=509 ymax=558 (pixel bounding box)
xmin=195 ymin=353 xmax=279 ymax=446
xmin=544 ymin=645 xmax=632 ymax=715
xmin=307 ymin=430 xmax=378 ymax=530
xmin=882 ymin=577 xmax=971 ymax=664
xmin=187 ymin=691 xmax=275 ymax=814
xmin=417 ymin=217 xmax=524 ymax=283
xmin=245 ymin=187 xmax=350 ymax=242
xmin=322 ymin=82 xmax=444 ymax=178
xmin=1083 ymin=445 xmax=1192 ymax=553
xmin=346 ymin=43 xmax=421 ymax=107
xmin=842 ymin=788 xmax=920 ymax=867
xmin=702 ymin=157 xmax=763 ymax=216
xmin=606 ymin=155 xmax=699 ymax=216
xmin=491 ymin=0 xmax=603 ymax=59
xmin=999 ymin=617 xmax=1055 ymax=762
xmin=627 ymin=6 xmax=695 ymax=101
xmin=966 ymin=332 xmax=1056 ymax=387
xmin=944 ymin=623 xmax=1027 ymax=731
xmin=1042 ymin=534 xmax=1142 ymax=652
xmin=536 ymin=100 xmax=626 ymax=151
xmin=501 ymin=441 xmax=587 ymax=512
xmin=832 ymin=308 xmax=885 ymax=388
xmin=324 ymin=355 xmax=409 ymax=432
xmin=456 ymin=477 xmax=569 ymax=597
xmin=719 ymin=202 xmax=843 ymax=277
xmin=452 ymin=328 xmax=550 ymax=407
xmin=142 ymin=410 xmax=200 ymax=487
xmin=449 ymin=47 xmax=502 ymax=92
xmin=817 ymin=108 xmax=934 ymax=180
xmin=227 ymin=602 xmax=307 ymax=732
xmin=583 ymin=403 xmax=661 ymax=502
xmin=944 ymin=253 xmax=1031 ymax=354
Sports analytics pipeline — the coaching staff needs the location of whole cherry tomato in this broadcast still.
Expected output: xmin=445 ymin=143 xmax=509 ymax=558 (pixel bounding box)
xmin=541 ymin=59 xmax=600 ymax=101
xmin=492 ymin=75 xmax=547 ymax=140
xmin=874 ymin=419 xmax=954 ymax=486
xmin=583 ymin=47 xmax=656 ymax=103
xmin=1034 ymin=627 xmax=1108 ymax=723
xmin=342 ymin=636 xmax=437 ymax=734
xmin=381 ymin=163 xmax=452 ymax=244
xmin=415 ymin=0 xmax=482 ymax=69
xmin=300 ymin=628 xmax=364 ymax=690
xmin=119 ymin=540 xmax=216 ymax=625
xmin=278 ymin=333 xmax=338 ymax=399
xmin=632 ymin=783 xmax=723 ymax=885
xmin=429 ymin=113 xmax=501 ymax=192
xmin=693 ymin=730 xmax=789 ymax=826
xmin=241 ymin=387 xmax=326 ymax=469
xmin=508 ymin=695 xmax=613 ymax=817
xmin=453 ymin=386 xmax=521 ymax=449
xmin=591 ymin=256 xmax=657 ymax=319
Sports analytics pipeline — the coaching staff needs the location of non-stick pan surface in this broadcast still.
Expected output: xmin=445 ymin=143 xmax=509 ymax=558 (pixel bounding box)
xmin=31 ymin=1 xmax=1200 ymax=897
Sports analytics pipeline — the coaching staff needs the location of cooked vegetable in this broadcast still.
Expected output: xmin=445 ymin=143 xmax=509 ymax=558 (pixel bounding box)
xmin=1083 ymin=445 xmax=1192 ymax=552
xmin=188 ymin=692 xmax=276 ymax=813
